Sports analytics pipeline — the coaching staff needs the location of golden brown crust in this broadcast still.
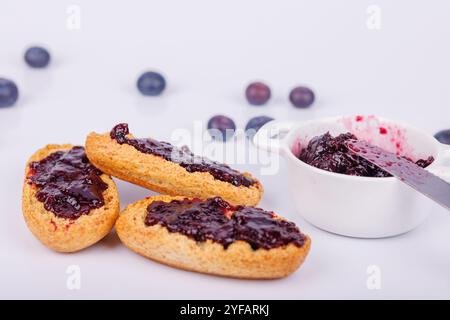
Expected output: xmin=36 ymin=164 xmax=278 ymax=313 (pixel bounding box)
xmin=85 ymin=132 xmax=263 ymax=206
xmin=22 ymin=144 xmax=120 ymax=253
xmin=116 ymin=195 xmax=311 ymax=279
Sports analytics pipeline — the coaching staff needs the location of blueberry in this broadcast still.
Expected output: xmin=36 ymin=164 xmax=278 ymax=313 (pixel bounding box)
xmin=207 ymin=115 xmax=236 ymax=141
xmin=0 ymin=78 xmax=19 ymax=108
xmin=245 ymin=116 xmax=274 ymax=139
xmin=137 ymin=71 xmax=166 ymax=96
xmin=289 ymin=86 xmax=315 ymax=108
xmin=245 ymin=82 xmax=271 ymax=105
xmin=24 ymin=46 xmax=51 ymax=68
xmin=434 ymin=129 xmax=450 ymax=145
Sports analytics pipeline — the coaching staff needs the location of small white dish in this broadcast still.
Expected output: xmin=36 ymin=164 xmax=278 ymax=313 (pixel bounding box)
xmin=254 ymin=115 xmax=450 ymax=238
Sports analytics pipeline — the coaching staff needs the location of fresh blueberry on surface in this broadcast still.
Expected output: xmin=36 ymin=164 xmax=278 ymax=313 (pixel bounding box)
xmin=245 ymin=116 xmax=274 ymax=139
xmin=434 ymin=129 xmax=450 ymax=145
xmin=289 ymin=86 xmax=315 ymax=108
xmin=137 ymin=71 xmax=166 ymax=96
xmin=24 ymin=46 xmax=51 ymax=68
xmin=245 ymin=82 xmax=271 ymax=105
xmin=0 ymin=78 xmax=19 ymax=108
xmin=207 ymin=115 xmax=236 ymax=141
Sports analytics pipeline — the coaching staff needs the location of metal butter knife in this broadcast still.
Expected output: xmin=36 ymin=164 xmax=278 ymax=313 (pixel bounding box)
xmin=345 ymin=139 xmax=450 ymax=210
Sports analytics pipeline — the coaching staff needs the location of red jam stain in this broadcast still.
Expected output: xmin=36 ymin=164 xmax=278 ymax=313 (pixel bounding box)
xmin=145 ymin=197 xmax=307 ymax=250
xmin=50 ymin=219 xmax=57 ymax=231
xmin=65 ymin=220 xmax=75 ymax=230
xmin=291 ymin=137 xmax=303 ymax=157
xmin=110 ymin=123 xmax=256 ymax=187
xmin=27 ymin=146 xmax=108 ymax=220
xmin=298 ymin=132 xmax=433 ymax=177
xmin=339 ymin=115 xmax=414 ymax=157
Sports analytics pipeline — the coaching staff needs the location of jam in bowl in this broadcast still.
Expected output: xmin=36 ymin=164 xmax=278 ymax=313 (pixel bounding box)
xmin=253 ymin=115 xmax=450 ymax=238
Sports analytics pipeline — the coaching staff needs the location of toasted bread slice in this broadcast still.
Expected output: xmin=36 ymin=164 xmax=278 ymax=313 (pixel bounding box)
xmin=22 ymin=144 xmax=120 ymax=252
xmin=85 ymin=128 xmax=263 ymax=206
xmin=116 ymin=195 xmax=311 ymax=279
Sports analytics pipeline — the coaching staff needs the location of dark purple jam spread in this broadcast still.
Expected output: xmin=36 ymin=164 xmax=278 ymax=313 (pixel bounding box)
xmin=110 ymin=123 xmax=256 ymax=187
xmin=298 ymin=132 xmax=434 ymax=177
xmin=27 ymin=146 xmax=108 ymax=219
xmin=145 ymin=197 xmax=306 ymax=250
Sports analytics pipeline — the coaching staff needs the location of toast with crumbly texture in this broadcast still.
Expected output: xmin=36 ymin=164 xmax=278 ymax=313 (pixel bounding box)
xmin=116 ymin=195 xmax=311 ymax=279
xmin=85 ymin=131 xmax=263 ymax=206
xmin=22 ymin=144 xmax=120 ymax=252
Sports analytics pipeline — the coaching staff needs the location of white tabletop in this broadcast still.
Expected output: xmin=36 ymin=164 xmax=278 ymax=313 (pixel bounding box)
xmin=1 ymin=0 xmax=450 ymax=299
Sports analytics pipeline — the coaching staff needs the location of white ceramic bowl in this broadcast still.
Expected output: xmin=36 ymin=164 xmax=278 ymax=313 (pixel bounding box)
xmin=254 ymin=115 xmax=450 ymax=238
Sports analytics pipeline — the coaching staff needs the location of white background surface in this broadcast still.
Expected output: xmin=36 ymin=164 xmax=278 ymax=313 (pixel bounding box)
xmin=1 ymin=0 xmax=450 ymax=299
